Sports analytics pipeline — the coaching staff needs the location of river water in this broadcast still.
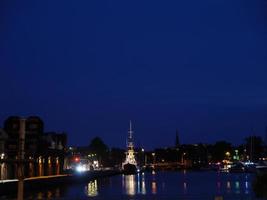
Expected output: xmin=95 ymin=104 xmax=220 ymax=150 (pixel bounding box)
xmin=3 ymin=171 xmax=260 ymax=199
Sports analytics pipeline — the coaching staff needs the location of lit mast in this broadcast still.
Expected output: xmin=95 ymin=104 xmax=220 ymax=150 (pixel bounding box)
xmin=123 ymin=120 xmax=137 ymax=167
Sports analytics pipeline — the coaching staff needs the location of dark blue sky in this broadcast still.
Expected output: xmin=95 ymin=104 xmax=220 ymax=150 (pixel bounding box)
xmin=1 ymin=0 xmax=267 ymax=149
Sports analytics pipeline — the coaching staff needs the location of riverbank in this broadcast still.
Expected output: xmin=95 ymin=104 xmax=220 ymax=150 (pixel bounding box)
xmin=0 ymin=169 xmax=121 ymax=196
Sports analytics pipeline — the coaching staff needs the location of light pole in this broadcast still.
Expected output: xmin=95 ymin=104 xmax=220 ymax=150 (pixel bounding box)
xmin=152 ymin=153 xmax=155 ymax=165
xmin=181 ymin=153 xmax=186 ymax=165
xmin=17 ymin=118 xmax=26 ymax=200
xmin=141 ymin=148 xmax=145 ymax=166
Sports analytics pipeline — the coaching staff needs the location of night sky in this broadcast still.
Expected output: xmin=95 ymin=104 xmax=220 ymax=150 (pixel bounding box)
xmin=1 ymin=0 xmax=267 ymax=149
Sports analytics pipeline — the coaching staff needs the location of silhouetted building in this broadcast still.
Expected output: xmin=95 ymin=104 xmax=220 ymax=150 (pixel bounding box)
xmin=4 ymin=116 xmax=44 ymax=157
xmin=0 ymin=129 xmax=7 ymax=155
xmin=41 ymin=132 xmax=67 ymax=151
xmin=180 ymin=144 xmax=209 ymax=168
xmin=0 ymin=116 xmax=67 ymax=179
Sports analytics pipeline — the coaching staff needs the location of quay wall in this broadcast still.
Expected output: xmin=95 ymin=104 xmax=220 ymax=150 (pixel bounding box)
xmin=0 ymin=170 xmax=121 ymax=196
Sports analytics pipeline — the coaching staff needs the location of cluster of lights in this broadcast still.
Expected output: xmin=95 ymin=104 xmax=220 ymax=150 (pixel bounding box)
xmin=244 ymin=161 xmax=255 ymax=166
xmin=76 ymin=164 xmax=87 ymax=172
xmin=0 ymin=153 xmax=4 ymax=159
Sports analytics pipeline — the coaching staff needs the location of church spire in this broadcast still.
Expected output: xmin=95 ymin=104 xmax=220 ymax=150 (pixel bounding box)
xmin=175 ymin=129 xmax=180 ymax=148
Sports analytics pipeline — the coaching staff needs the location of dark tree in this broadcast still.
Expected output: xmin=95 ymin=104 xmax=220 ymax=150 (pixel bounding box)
xmin=109 ymin=148 xmax=125 ymax=167
xmin=89 ymin=137 xmax=109 ymax=166
xmin=211 ymin=141 xmax=232 ymax=161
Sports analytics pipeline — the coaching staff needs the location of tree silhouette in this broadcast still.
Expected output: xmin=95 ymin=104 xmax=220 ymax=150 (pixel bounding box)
xmin=211 ymin=141 xmax=232 ymax=161
xmin=89 ymin=137 xmax=109 ymax=165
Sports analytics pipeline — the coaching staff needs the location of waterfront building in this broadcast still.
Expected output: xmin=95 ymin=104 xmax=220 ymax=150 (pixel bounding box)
xmin=180 ymin=144 xmax=209 ymax=168
xmin=0 ymin=129 xmax=7 ymax=155
xmin=0 ymin=116 xmax=67 ymax=179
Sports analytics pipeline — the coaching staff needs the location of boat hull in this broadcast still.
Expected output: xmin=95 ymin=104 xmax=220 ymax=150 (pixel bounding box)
xmin=123 ymin=163 xmax=137 ymax=175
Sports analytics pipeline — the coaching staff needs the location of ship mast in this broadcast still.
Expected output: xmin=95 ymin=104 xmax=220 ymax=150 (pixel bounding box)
xmin=123 ymin=120 xmax=137 ymax=167
xmin=128 ymin=120 xmax=134 ymax=149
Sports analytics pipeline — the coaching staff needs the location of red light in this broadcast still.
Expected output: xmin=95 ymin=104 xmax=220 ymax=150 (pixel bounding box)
xmin=73 ymin=156 xmax=80 ymax=162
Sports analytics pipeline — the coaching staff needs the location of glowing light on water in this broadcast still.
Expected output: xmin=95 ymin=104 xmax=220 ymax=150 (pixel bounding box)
xmin=227 ymin=181 xmax=231 ymax=189
xmin=137 ymin=173 xmax=141 ymax=194
xmin=183 ymin=182 xmax=187 ymax=194
xmin=235 ymin=181 xmax=240 ymax=194
xmin=235 ymin=181 xmax=239 ymax=189
xmin=125 ymin=175 xmax=136 ymax=195
xmin=245 ymin=181 xmax=249 ymax=194
xmin=86 ymin=180 xmax=98 ymax=197
xmin=152 ymin=181 xmax=157 ymax=194
xmin=141 ymin=176 xmax=146 ymax=195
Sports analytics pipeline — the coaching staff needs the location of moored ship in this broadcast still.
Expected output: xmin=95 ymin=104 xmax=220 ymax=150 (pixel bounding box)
xmin=122 ymin=121 xmax=137 ymax=175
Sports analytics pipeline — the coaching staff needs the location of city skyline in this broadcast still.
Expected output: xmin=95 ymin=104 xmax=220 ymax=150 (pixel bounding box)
xmin=0 ymin=114 xmax=266 ymax=150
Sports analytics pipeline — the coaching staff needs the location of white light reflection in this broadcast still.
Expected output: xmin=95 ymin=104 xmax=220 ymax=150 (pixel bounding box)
xmin=235 ymin=181 xmax=240 ymax=194
xmin=245 ymin=181 xmax=248 ymax=189
xmin=245 ymin=181 xmax=249 ymax=194
xmin=226 ymin=181 xmax=231 ymax=194
xmin=122 ymin=174 xmax=125 ymax=188
xmin=137 ymin=173 xmax=141 ymax=194
xmin=227 ymin=181 xmax=231 ymax=189
xmin=142 ymin=179 xmax=146 ymax=195
xmin=183 ymin=182 xmax=187 ymax=194
xmin=125 ymin=175 xmax=136 ymax=196
xmin=134 ymin=172 xmax=147 ymax=195
xmin=86 ymin=180 xmax=98 ymax=197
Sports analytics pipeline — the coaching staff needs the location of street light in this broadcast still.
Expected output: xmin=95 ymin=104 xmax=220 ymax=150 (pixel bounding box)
xmin=152 ymin=153 xmax=155 ymax=164
xmin=181 ymin=153 xmax=186 ymax=165
xmin=141 ymin=148 xmax=145 ymax=166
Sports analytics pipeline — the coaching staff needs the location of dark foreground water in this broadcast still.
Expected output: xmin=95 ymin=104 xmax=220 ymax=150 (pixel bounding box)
xmin=2 ymin=171 xmax=261 ymax=200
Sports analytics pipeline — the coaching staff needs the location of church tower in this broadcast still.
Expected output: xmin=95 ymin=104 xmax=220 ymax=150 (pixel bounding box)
xmin=175 ymin=129 xmax=180 ymax=148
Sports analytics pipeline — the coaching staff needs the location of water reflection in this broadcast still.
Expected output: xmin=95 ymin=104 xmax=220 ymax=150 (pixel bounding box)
xmin=216 ymin=172 xmax=221 ymax=195
xmin=235 ymin=181 xmax=240 ymax=194
xmin=183 ymin=181 xmax=187 ymax=193
xmin=245 ymin=181 xmax=249 ymax=194
xmin=86 ymin=180 xmax=98 ymax=197
xmin=137 ymin=173 xmax=141 ymax=194
xmin=125 ymin=175 xmax=136 ymax=195
xmin=2 ymin=171 xmax=256 ymax=199
xmin=151 ymin=181 xmax=157 ymax=194
xmin=123 ymin=173 xmax=147 ymax=196
xmin=183 ymin=169 xmax=187 ymax=195
xmin=141 ymin=178 xmax=146 ymax=195
xmin=226 ymin=181 xmax=231 ymax=194
xmin=37 ymin=192 xmax=44 ymax=199
xmin=217 ymin=181 xmax=221 ymax=194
